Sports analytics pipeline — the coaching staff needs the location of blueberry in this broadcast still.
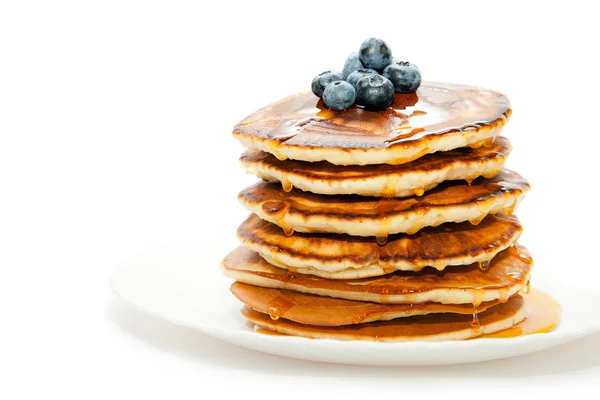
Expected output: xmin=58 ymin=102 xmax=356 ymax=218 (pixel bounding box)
xmin=311 ymin=71 xmax=344 ymax=98
xmin=355 ymin=75 xmax=395 ymax=111
xmin=342 ymin=52 xmax=365 ymax=79
xmin=359 ymin=38 xmax=392 ymax=72
xmin=389 ymin=57 xmax=420 ymax=72
xmin=323 ymin=81 xmax=356 ymax=111
xmin=383 ymin=61 xmax=422 ymax=93
xmin=346 ymin=68 xmax=378 ymax=89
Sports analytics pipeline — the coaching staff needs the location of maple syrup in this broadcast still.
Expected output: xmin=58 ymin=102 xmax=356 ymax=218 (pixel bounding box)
xmin=232 ymin=282 xmax=501 ymax=327
xmin=382 ymin=175 xmax=400 ymax=197
xmin=255 ymin=328 xmax=288 ymax=337
xmin=281 ymin=173 xmax=293 ymax=192
xmin=477 ymin=289 xmax=561 ymax=339
xmin=223 ymin=246 xmax=533 ymax=304
xmin=240 ymin=137 xmax=512 ymax=198
xmin=469 ymin=214 xmax=487 ymax=226
xmin=211 ymin=209 xmax=514 ymax=275
xmin=267 ymin=141 xmax=287 ymax=161
xmin=243 ymin=294 xmax=526 ymax=341
xmin=239 ymin=169 xmax=529 ymax=237
xmin=234 ymin=84 xmax=511 ymax=154
xmin=248 ymin=289 xmax=560 ymax=341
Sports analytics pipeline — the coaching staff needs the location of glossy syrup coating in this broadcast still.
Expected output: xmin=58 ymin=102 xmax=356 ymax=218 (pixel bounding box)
xmin=242 ymin=294 xmax=525 ymax=341
xmin=222 ymin=245 xmax=533 ymax=305
xmin=239 ymin=136 xmax=511 ymax=197
xmin=233 ymin=82 xmax=510 ymax=152
xmin=237 ymin=213 xmax=522 ymax=274
xmin=238 ymin=169 xmax=529 ymax=237
xmin=244 ymin=289 xmax=561 ymax=340
xmin=231 ymin=282 xmax=501 ymax=326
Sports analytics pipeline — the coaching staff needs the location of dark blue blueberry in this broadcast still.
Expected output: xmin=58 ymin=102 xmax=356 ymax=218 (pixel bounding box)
xmin=383 ymin=61 xmax=422 ymax=93
xmin=322 ymin=81 xmax=356 ymax=111
xmin=346 ymin=68 xmax=378 ymax=88
xmin=355 ymin=75 xmax=394 ymax=111
xmin=311 ymin=71 xmax=344 ymax=98
xmin=341 ymin=52 xmax=365 ymax=79
xmin=358 ymin=38 xmax=392 ymax=72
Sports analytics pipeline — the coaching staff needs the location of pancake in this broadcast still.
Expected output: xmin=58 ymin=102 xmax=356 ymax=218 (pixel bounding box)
xmin=221 ymin=245 xmax=533 ymax=305
xmin=231 ymin=282 xmax=501 ymax=326
xmin=238 ymin=169 xmax=529 ymax=238
xmin=237 ymin=213 xmax=522 ymax=278
xmin=242 ymin=294 xmax=526 ymax=341
xmin=239 ymin=137 xmax=511 ymax=198
xmin=233 ymin=83 xmax=511 ymax=166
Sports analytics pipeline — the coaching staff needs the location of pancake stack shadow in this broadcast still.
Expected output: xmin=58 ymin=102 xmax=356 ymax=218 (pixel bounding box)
xmin=222 ymin=87 xmax=536 ymax=341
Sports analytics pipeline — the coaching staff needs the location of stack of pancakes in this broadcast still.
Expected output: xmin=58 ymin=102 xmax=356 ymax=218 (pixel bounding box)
xmin=222 ymin=82 xmax=534 ymax=341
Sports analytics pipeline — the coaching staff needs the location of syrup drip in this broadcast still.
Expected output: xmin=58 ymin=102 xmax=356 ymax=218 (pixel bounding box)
xmin=267 ymin=141 xmax=287 ymax=161
xmin=472 ymin=289 xmax=485 ymax=308
xmin=469 ymin=214 xmax=487 ymax=226
xmin=267 ymin=295 xmax=295 ymax=321
xmin=375 ymin=199 xmax=393 ymax=244
xmin=478 ymin=260 xmax=490 ymax=271
xmin=406 ymin=222 xmax=425 ymax=235
xmin=471 ymin=308 xmax=481 ymax=330
xmin=281 ymin=174 xmax=293 ymax=192
xmin=413 ymin=188 xmax=425 ymax=197
xmin=512 ymin=244 xmax=534 ymax=264
xmin=376 ymin=236 xmax=388 ymax=245
xmin=482 ymin=169 xmax=502 ymax=179
xmin=468 ymin=140 xmax=485 ymax=149
xmin=382 ymin=175 xmax=400 ymax=198
xmin=261 ymin=200 xmax=294 ymax=236
xmin=270 ymin=251 xmax=285 ymax=267
xmin=482 ymin=137 xmax=496 ymax=148
xmin=503 ymin=203 xmax=517 ymax=216
xmin=389 ymin=147 xmax=430 ymax=165
xmin=498 ymin=287 xmax=510 ymax=303
xmin=382 ymin=267 xmax=396 ymax=275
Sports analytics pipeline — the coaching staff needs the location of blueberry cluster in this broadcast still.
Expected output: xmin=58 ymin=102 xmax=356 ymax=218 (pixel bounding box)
xmin=311 ymin=38 xmax=421 ymax=112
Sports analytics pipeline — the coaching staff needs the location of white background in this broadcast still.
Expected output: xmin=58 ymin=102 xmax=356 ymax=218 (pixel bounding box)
xmin=1 ymin=0 xmax=599 ymax=398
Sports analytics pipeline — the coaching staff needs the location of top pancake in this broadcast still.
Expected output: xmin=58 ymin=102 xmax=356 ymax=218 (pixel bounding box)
xmin=233 ymin=82 xmax=511 ymax=166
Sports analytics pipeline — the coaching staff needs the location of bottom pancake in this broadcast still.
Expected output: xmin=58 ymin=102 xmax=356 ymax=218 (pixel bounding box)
xmin=231 ymin=282 xmax=500 ymax=326
xmin=242 ymin=294 xmax=526 ymax=341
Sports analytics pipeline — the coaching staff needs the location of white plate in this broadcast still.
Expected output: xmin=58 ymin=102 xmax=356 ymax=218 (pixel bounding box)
xmin=110 ymin=242 xmax=600 ymax=366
